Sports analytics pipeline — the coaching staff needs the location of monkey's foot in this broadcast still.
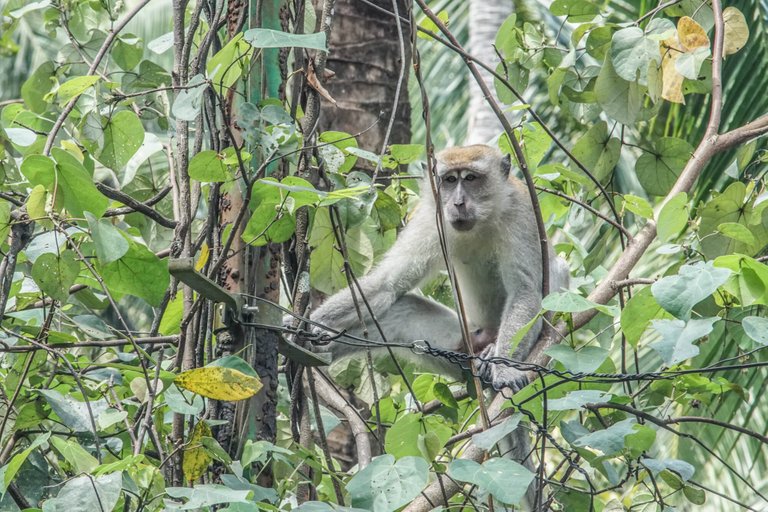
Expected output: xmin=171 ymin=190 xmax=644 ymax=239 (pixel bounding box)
xmin=489 ymin=365 xmax=530 ymax=393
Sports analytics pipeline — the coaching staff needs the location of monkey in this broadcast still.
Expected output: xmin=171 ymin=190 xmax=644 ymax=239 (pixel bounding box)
xmin=308 ymin=144 xmax=569 ymax=390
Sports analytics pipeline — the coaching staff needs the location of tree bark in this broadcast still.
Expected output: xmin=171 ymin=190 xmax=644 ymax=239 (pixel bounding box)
xmin=316 ymin=0 xmax=411 ymax=157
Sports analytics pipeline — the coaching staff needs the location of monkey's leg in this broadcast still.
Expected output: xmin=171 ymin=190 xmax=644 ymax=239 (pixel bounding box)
xmin=331 ymin=293 xmax=473 ymax=378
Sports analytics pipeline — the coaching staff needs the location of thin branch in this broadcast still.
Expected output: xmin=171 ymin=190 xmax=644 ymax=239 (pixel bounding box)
xmin=96 ymin=182 xmax=177 ymax=228
xmin=0 ymin=336 xmax=177 ymax=353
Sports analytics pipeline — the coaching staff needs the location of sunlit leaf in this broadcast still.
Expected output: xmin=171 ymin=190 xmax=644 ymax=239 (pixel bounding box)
xmin=175 ymin=367 xmax=263 ymax=401
xmin=183 ymin=421 xmax=213 ymax=483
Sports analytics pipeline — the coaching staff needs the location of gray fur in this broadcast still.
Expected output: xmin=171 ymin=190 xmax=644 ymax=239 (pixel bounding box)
xmin=310 ymin=145 xmax=569 ymax=389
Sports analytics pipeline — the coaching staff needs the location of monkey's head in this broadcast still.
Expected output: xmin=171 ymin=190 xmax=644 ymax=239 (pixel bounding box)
xmin=435 ymin=145 xmax=511 ymax=232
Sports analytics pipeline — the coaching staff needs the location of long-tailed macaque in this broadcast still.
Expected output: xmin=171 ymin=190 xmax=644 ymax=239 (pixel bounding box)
xmin=310 ymin=145 xmax=569 ymax=390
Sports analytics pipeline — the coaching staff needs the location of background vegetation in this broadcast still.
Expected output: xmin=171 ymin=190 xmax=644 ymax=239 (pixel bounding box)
xmin=0 ymin=0 xmax=767 ymax=511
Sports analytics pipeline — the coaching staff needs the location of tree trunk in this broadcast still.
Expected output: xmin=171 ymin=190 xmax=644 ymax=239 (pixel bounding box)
xmin=466 ymin=0 xmax=513 ymax=145
xmin=316 ymin=0 xmax=411 ymax=157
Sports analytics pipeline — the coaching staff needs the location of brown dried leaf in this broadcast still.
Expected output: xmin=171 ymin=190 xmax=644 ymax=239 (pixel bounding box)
xmin=723 ymin=7 xmax=749 ymax=56
xmin=660 ymin=36 xmax=685 ymax=104
xmin=678 ymin=16 xmax=710 ymax=51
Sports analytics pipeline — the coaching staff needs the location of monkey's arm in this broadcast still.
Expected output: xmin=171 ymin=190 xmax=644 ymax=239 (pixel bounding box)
xmin=487 ymin=280 xmax=543 ymax=390
xmin=310 ymin=208 xmax=443 ymax=333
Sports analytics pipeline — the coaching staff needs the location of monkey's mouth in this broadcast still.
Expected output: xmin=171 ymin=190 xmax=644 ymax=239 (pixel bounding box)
xmin=449 ymin=218 xmax=476 ymax=231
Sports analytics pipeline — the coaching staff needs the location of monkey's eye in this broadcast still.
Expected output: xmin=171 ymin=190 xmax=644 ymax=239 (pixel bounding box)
xmin=444 ymin=175 xmax=458 ymax=183
xmin=464 ymin=174 xmax=476 ymax=181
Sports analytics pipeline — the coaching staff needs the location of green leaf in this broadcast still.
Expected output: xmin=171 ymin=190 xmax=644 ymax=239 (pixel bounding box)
xmin=189 ymin=150 xmax=231 ymax=182
xmin=113 ymin=34 xmax=144 ymax=71
xmin=164 ymin=384 xmax=205 ymax=416
xmin=243 ymin=28 xmax=327 ymax=50
xmin=494 ymin=14 xmax=519 ymax=58
xmin=621 ymin=286 xmax=673 ymax=347
xmin=542 ymin=290 xmax=618 ymax=316
xmin=544 ymin=345 xmax=608 ymax=374
xmin=52 ymin=148 xmax=110 ymax=218
xmin=20 ymin=154 xmax=55 ymax=188
xmin=636 ymin=138 xmax=694 ymax=196
xmin=21 ymin=61 xmax=55 ymax=113
xmin=45 ymin=472 xmax=123 ymax=511
xmin=98 ymin=110 xmax=145 ymax=171
xmin=418 ymin=10 xmax=450 ymax=40
xmin=207 ymin=34 xmax=252 ymax=95
xmin=645 ymin=18 xmax=676 ymax=40
xmin=743 ymin=316 xmax=768 ymax=345
xmin=595 ymin=55 xmax=645 ymax=125
xmin=37 ymin=389 xmax=108 ymax=432
xmin=657 ymin=192 xmax=689 ymax=241
xmin=0 ymin=200 xmax=11 ymax=243
xmin=642 ymin=458 xmax=695 ymax=481
xmin=714 ymin=255 xmax=768 ymax=306
xmin=650 ymin=317 xmax=718 ymax=365
xmin=675 ymin=46 xmax=710 ymax=79
xmin=172 ymin=74 xmax=207 ymax=122
xmin=548 ymin=390 xmax=612 ymax=411
xmin=622 ymin=194 xmax=653 ymax=219
xmin=100 ymin=240 xmax=170 ymax=306
xmin=346 ymin=455 xmax=429 ymax=512
xmin=651 ymin=261 xmax=731 ymax=319
xmin=586 ymin=26 xmax=613 ymax=60
xmin=550 ymin=0 xmax=600 ymax=22
xmin=49 ymin=437 xmax=99 ymax=474
xmin=684 ymin=485 xmax=707 ymax=505
xmin=448 ymin=458 xmax=535 ymax=505
xmin=241 ymin=178 xmax=296 ymax=246
xmin=472 ymin=414 xmax=522 ymax=450
xmin=57 ymin=75 xmax=101 ymax=104
xmin=516 ymin=122 xmax=551 ymax=168
xmin=309 ymin=208 xmax=374 ymax=294
xmin=699 ymin=182 xmax=768 ymax=259
xmin=319 ymin=131 xmax=358 ymax=173
xmin=717 ymin=222 xmax=756 ymax=245
xmin=570 ymin=121 xmax=620 ymax=183
xmin=165 ymin=484 xmax=250 ymax=510
xmin=572 ymin=418 xmax=636 ymax=456
xmin=31 ymin=251 xmax=79 ymax=303
xmin=389 ymin=144 xmax=424 ymax=164
xmin=0 ymin=432 xmax=50 ymax=493
xmin=85 ymin=211 xmax=129 ymax=264
xmin=385 ymin=413 xmax=451 ymax=460
xmin=611 ymin=27 xmax=661 ymax=82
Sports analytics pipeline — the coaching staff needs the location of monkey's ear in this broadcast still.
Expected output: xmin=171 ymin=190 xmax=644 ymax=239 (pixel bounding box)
xmin=501 ymin=154 xmax=511 ymax=177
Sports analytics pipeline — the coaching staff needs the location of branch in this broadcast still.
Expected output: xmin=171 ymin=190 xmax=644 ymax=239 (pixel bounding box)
xmin=569 ymin=0 xmax=726 ymax=332
xmin=96 ymin=182 xmax=177 ymax=228
xmin=315 ymin=372 xmax=372 ymax=466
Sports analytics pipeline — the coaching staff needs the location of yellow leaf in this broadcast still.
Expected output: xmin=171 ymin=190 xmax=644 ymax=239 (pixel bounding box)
xmin=183 ymin=420 xmax=212 ymax=483
xmin=175 ymin=366 xmax=263 ymax=400
xmin=660 ymin=36 xmax=685 ymax=104
xmin=723 ymin=7 xmax=749 ymax=56
xmin=677 ymin=16 xmax=710 ymax=51
xmin=195 ymin=243 xmax=210 ymax=271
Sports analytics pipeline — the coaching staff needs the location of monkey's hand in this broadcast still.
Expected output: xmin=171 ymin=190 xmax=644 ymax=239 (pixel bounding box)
xmin=477 ymin=343 xmax=531 ymax=393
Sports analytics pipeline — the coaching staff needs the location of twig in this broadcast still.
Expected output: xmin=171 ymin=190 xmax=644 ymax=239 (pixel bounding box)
xmin=96 ymin=182 xmax=177 ymax=228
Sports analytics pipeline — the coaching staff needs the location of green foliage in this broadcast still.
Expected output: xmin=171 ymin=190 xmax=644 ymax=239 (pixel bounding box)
xmin=0 ymin=0 xmax=767 ymax=511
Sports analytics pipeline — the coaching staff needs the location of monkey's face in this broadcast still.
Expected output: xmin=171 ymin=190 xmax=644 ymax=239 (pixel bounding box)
xmin=438 ymin=169 xmax=493 ymax=231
